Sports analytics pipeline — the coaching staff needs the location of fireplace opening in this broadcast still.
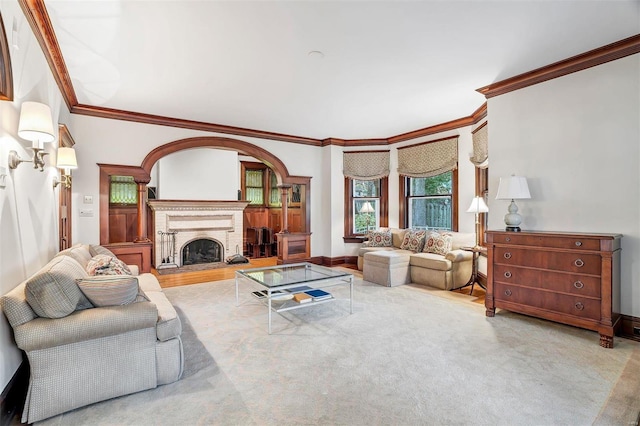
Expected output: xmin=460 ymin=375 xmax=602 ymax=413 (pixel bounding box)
xmin=182 ymin=238 xmax=223 ymax=266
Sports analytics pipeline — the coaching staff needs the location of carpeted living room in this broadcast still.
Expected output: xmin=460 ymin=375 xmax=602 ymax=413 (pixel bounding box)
xmin=1 ymin=1 xmax=639 ymax=426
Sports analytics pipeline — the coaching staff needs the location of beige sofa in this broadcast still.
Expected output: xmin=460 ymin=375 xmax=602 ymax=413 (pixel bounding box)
xmin=1 ymin=244 xmax=183 ymax=423
xmin=357 ymin=228 xmax=475 ymax=290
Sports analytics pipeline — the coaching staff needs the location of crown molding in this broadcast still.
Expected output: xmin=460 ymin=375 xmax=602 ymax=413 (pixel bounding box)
xmin=477 ymin=34 xmax=640 ymax=99
xmin=71 ymin=104 xmax=323 ymax=146
xmin=321 ymin=138 xmax=389 ymax=147
xmin=58 ymin=123 xmax=75 ymax=147
xmin=18 ymin=0 xmax=76 ymax=110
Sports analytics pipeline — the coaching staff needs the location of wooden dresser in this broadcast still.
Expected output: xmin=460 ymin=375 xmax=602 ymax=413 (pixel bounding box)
xmin=485 ymin=230 xmax=622 ymax=348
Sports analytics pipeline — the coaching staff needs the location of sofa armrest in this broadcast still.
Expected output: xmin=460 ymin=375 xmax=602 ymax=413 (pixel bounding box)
xmin=445 ymin=249 xmax=473 ymax=263
xmin=14 ymin=301 xmax=158 ymax=352
xmin=127 ymin=264 xmax=140 ymax=276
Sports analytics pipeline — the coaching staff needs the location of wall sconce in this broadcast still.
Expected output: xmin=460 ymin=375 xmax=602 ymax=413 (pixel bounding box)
xmin=53 ymin=147 xmax=77 ymax=189
xmin=8 ymin=101 xmax=55 ymax=172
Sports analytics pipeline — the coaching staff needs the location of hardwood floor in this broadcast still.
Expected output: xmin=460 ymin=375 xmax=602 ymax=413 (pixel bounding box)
xmin=154 ymin=257 xmax=278 ymax=288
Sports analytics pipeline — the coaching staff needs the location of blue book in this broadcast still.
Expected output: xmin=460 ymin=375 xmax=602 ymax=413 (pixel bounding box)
xmin=305 ymin=289 xmax=332 ymax=300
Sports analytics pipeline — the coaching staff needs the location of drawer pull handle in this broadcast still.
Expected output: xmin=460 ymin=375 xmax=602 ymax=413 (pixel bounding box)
xmin=504 ymin=252 xmax=512 ymax=259
xmin=575 ymin=302 xmax=584 ymax=311
xmin=575 ymin=241 xmax=582 ymax=247
xmin=505 ymin=237 xmax=511 ymax=242
xmin=574 ymin=281 xmax=584 ymax=289
xmin=504 ymin=271 xmax=512 ymax=278
xmin=574 ymin=259 xmax=584 ymax=267
xmin=504 ymin=289 xmax=512 ymax=296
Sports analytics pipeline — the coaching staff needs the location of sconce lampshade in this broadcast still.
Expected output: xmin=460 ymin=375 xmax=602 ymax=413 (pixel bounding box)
xmin=496 ymin=175 xmax=531 ymax=200
xmin=56 ymin=147 xmax=78 ymax=170
xmin=466 ymin=196 xmax=489 ymax=214
xmin=18 ymin=102 xmax=55 ymax=144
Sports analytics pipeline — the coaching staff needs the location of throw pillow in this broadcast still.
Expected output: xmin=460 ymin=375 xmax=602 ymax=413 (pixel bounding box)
xmin=89 ymin=244 xmax=116 ymax=258
xmin=24 ymin=256 xmax=85 ymax=318
xmin=77 ymin=275 xmax=147 ymax=307
xmin=86 ymin=255 xmax=132 ymax=276
xmin=423 ymin=232 xmax=453 ymax=256
xmin=399 ymin=229 xmax=427 ymax=252
xmin=365 ymin=229 xmax=393 ymax=247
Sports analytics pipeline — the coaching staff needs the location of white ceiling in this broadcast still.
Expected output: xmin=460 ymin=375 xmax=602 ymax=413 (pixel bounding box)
xmin=44 ymin=0 xmax=639 ymax=140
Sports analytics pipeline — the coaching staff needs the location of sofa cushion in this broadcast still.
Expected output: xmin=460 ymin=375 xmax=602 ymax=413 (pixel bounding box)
xmin=400 ymin=229 xmax=427 ymax=252
xmin=24 ymin=256 xmax=89 ymax=318
xmin=89 ymin=244 xmax=116 ymax=258
xmin=423 ymin=232 xmax=453 ymax=256
xmin=450 ymin=232 xmax=475 ymax=250
xmin=87 ymin=255 xmax=132 ymax=276
xmin=390 ymin=228 xmax=408 ymax=248
xmin=77 ymin=275 xmax=148 ymax=307
xmin=56 ymin=244 xmax=93 ymax=269
xmin=363 ymin=229 xmax=393 ymax=247
xmin=364 ymin=250 xmax=411 ymax=266
xmin=410 ymin=253 xmax=452 ymax=271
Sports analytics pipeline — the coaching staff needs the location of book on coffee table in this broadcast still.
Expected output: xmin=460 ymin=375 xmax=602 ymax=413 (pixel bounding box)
xmin=304 ymin=289 xmax=332 ymax=301
xmin=293 ymin=293 xmax=313 ymax=303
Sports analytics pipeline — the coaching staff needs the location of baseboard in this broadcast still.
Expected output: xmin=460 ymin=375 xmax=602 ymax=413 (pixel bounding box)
xmin=0 ymin=356 xmax=28 ymax=426
xmin=620 ymin=315 xmax=640 ymax=342
xmin=322 ymin=256 xmax=357 ymax=267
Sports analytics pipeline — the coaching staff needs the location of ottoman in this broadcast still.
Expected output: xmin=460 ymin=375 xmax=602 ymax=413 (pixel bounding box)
xmin=363 ymin=251 xmax=411 ymax=287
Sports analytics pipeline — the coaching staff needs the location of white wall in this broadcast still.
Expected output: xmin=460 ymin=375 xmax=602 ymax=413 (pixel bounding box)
xmin=156 ymin=148 xmax=238 ymax=200
xmin=487 ymin=54 xmax=640 ymax=316
xmin=0 ymin=1 xmax=71 ymax=390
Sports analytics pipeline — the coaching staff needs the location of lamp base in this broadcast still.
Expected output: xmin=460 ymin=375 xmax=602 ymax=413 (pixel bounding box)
xmin=505 ymin=226 xmax=521 ymax=232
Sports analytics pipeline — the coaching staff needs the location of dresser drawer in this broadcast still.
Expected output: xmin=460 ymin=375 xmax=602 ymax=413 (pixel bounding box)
xmin=495 ymin=247 xmax=601 ymax=275
xmin=491 ymin=233 xmax=601 ymax=250
xmin=493 ymin=265 xmax=601 ymax=298
xmin=494 ymin=283 xmax=600 ymax=320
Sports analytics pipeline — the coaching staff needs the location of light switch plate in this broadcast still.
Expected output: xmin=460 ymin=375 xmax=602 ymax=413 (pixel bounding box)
xmin=83 ymin=195 xmax=93 ymax=204
xmin=79 ymin=209 xmax=94 ymax=217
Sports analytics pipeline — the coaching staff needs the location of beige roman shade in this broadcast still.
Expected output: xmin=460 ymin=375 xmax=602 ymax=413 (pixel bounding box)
xmin=343 ymin=150 xmax=390 ymax=180
xmin=397 ymin=136 xmax=458 ymax=178
xmin=470 ymin=122 xmax=488 ymax=169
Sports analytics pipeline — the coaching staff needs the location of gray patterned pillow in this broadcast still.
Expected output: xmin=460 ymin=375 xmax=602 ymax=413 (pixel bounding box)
xmin=77 ymin=276 xmax=147 ymax=307
xmin=24 ymin=256 xmax=85 ymax=318
xmin=89 ymin=244 xmax=116 ymax=258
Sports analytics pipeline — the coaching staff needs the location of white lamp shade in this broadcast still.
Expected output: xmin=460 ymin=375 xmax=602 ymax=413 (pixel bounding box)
xmin=496 ymin=175 xmax=531 ymax=200
xmin=466 ymin=196 xmax=489 ymax=213
xmin=56 ymin=147 xmax=77 ymax=170
xmin=359 ymin=201 xmax=375 ymax=213
xmin=18 ymin=102 xmax=55 ymax=143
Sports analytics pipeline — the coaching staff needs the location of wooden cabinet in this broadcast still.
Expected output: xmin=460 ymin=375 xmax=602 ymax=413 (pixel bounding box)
xmin=486 ymin=230 xmax=622 ymax=348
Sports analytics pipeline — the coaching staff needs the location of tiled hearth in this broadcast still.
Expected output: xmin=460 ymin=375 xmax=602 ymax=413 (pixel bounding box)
xmin=148 ymin=200 xmax=250 ymax=268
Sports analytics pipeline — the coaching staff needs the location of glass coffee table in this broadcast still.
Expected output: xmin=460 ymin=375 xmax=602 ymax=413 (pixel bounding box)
xmin=235 ymin=262 xmax=354 ymax=333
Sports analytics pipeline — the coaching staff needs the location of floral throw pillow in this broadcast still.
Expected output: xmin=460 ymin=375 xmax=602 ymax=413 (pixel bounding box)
xmin=364 ymin=229 xmax=393 ymax=247
xmin=399 ymin=229 xmax=427 ymax=252
xmin=86 ymin=255 xmax=132 ymax=276
xmin=423 ymin=232 xmax=453 ymax=256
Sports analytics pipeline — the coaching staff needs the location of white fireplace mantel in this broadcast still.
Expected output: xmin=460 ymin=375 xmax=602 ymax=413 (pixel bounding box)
xmin=148 ymin=200 xmax=250 ymax=267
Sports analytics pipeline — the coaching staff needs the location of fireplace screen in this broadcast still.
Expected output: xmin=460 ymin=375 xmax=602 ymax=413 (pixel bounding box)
xmin=182 ymin=239 xmax=223 ymax=265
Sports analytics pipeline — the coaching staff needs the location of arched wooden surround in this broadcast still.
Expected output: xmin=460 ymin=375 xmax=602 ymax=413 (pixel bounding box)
xmin=99 ymin=136 xmax=311 ymax=270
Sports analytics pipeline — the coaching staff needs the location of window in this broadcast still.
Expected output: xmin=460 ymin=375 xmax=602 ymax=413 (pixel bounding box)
xmin=241 ymin=162 xmax=267 ymax=205
xmin=401 ymin=170 xmax=457 ymax=231
xmin=344 ymin=177 xmax=388 ymax=241
xmin=109 ymin=175 xmax=137 ymax=205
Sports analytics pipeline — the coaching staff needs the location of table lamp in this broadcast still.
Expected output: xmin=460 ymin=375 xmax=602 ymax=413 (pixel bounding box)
xmin=466 ymin=196 xmax=489 ymax=247
xmin=496 ymin=175 xmax=530 ymax=232
xmin=359 ymin=201 xmax=375 ymax=232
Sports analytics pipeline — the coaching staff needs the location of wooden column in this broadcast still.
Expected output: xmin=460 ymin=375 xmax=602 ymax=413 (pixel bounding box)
xmin=278 ymin=184 xmax=291 ymax=234
xmin=134 ymin=181 xmax=150 ymax=243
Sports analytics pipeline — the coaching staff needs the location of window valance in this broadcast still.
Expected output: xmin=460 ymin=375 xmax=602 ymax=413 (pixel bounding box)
xmin=343 ymin=150 xmax=390 ymax=180
xmin=397 ymin=136 xmax=458 ymax=178
xmin=470 ymin=122 xmax=488 ymax=169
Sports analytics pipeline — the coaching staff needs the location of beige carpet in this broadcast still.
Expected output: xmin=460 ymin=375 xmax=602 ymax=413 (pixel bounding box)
xmin=36 ymin=274 xmax=640 ymax=425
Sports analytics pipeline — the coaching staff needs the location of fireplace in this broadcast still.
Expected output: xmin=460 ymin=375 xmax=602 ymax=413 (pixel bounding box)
xmin=148 ymin=200 xmax=250 ymax=268
xmin=182 ymin=238 xmax=223 ymax=265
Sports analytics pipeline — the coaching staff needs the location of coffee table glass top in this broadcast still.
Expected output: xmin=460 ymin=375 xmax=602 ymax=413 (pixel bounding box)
xmin=236 ymin=262 xmax=352 ymax=288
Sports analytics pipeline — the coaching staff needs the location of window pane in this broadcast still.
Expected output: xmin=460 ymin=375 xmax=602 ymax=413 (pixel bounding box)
xmin=245 ymin=169 xmax=264 ymax=205
xmin=110 ymin=175 xmax=137 ymax=205
xmin=409 ymin=171 xmax=452 ymax=196
xmin=354 ymin=199 xmax=379 ymax=234
xmin=353 ymin=179 xmax=379 ymax=198
xmin=409 ymin=196 xmax=451 ymax=230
